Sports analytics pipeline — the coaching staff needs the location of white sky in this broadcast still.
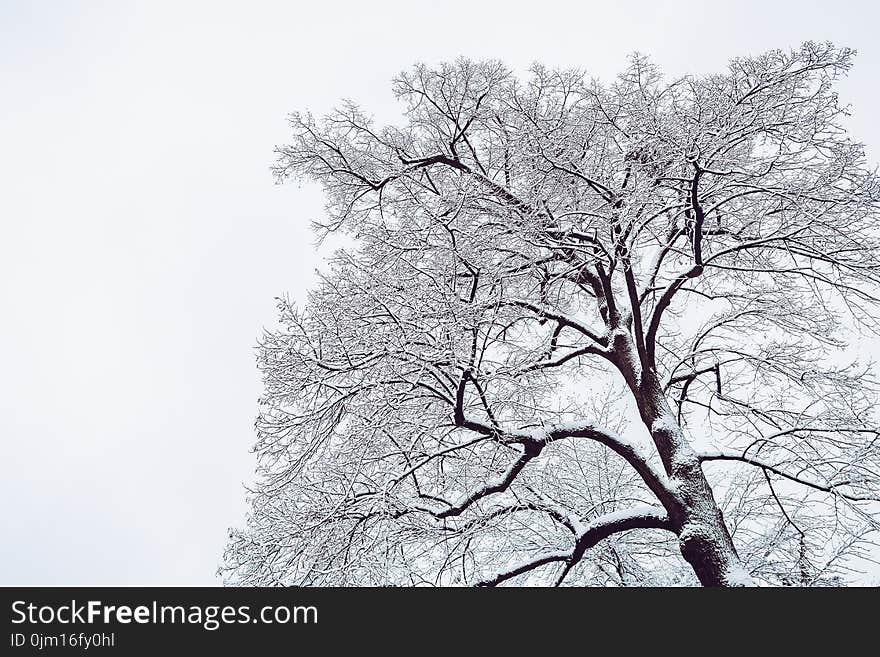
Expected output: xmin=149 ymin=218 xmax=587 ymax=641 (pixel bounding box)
xmin=2 ymin=0 xmax=878 ymax=585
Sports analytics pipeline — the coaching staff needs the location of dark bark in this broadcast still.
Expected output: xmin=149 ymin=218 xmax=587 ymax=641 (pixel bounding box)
xmin=612 ymin=330 xmax=751 ymax=586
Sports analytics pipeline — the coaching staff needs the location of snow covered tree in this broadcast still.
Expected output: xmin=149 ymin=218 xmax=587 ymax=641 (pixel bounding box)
xmin=223 ymin=43 xmax=880 ymax=586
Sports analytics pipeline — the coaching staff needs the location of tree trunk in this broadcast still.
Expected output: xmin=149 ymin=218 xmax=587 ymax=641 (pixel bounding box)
xmin=614 ymin=331 xmax=753 ymax=586
xmin=644 ymin=377 xmax=752 ymax=586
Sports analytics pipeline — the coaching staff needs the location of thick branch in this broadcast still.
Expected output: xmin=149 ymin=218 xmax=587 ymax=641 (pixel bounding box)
xmin=501 ymin=299 xmax=609 ymax=346
xmin=433 ymin=442 xmax=543 ymax=519
xmin=477 ymin=505 xmax=671 ymax=586
xmin=537 ymin=422 xmax=678 ymax=510
xmin=644 ymin=264 xmax=704 ymax=367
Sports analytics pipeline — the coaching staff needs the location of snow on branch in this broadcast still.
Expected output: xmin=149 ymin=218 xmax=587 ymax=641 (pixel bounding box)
xmin=699 ymin=448 xmax=880 ymax=503
xmin=477 ymin=505 xmax=671 ymax=586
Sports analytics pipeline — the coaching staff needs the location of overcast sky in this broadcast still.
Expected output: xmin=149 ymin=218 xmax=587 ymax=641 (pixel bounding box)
xmin=2 ymin=0 xmax=878 ymax=585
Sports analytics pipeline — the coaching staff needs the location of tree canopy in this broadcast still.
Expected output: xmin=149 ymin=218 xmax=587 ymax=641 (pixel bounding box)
xmin=223 ymin=42 xmax=880 ymax=586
